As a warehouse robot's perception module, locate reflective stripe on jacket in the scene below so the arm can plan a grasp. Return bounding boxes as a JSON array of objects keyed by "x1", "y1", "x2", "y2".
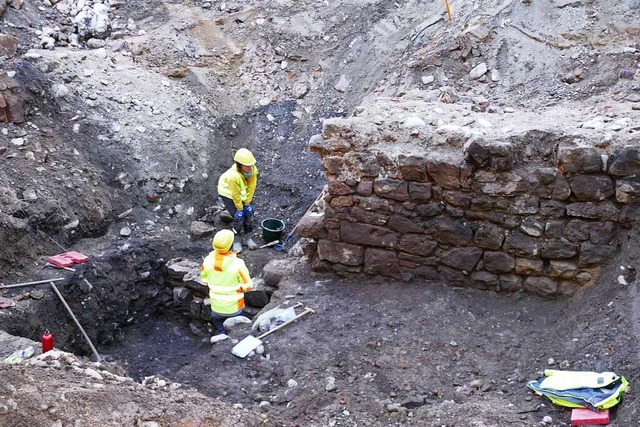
[
  {"x1": 200, "y1": 251, "x2": 253, "y2": 315},
  {"x1": 217, "y1": 165, "x2": 258, "y2": 210}
]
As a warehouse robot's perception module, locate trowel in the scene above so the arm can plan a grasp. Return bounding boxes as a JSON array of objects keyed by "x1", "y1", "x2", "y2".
[{"x1": 231, "y1": 306, "x2": 315, "y2": 358}]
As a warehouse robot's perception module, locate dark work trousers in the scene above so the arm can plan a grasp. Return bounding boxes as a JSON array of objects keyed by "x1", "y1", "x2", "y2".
[
  {"x1": 211, "y1": 309, "x2": 243, "y2": 335},
  {"x1": 220, "y1": 196, "x2": 253, "y2": 234}
]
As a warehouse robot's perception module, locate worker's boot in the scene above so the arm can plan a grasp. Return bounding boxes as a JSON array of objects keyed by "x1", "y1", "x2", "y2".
[
  {"x1": 244, "y1": 235, "x2": 258, "y2": 250},
  {"x1": 232, "y1": 235, "x2": 243, "y2": 253}
]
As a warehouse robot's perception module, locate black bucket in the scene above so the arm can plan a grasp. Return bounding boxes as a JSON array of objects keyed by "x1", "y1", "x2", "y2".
[{"x1": 261, "y1": 218, "x2": 285, "y2": 243}]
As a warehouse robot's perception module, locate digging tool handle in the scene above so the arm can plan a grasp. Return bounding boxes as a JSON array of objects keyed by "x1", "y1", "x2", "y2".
[
  {"x1": 257, "y1": 307, "x2": 315, "y2": 340},
  {"x1": 0, "y1": 278, "x2": 66, "y2": 290},
  {"x1": 49, "y1": 282, "x2": 102, "y2": 362}
]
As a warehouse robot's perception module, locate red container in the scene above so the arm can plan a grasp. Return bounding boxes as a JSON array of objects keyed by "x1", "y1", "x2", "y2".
[{"x1": 42, "y1": 330, "x2": 54, "y2": 353}]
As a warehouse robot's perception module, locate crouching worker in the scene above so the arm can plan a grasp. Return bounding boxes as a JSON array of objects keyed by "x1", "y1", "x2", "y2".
[
  {"x1": 201, "y1": 229, "x2": 253, "y2": 336},
  {"x1": 217, "y1": 148, "x2": 259, "y2": 253}
]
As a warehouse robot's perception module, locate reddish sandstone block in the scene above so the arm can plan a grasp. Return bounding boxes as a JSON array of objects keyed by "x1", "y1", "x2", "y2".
[{"x1": 570, "y1": 408, "x2": 609, "y2": 426}]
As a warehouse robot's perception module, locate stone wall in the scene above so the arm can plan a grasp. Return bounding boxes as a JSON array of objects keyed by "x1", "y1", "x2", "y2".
[{"x1": 298, "y1": 115, "x2": 640, "y2": 297}]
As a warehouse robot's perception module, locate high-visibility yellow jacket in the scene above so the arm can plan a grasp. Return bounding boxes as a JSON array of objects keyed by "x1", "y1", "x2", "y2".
[
  {"x1": 217, "y1": 165, "x2": 258, "y2": 210},
  {"x1": 201, "y1": 251, "x2": 253, "y2": 315}
]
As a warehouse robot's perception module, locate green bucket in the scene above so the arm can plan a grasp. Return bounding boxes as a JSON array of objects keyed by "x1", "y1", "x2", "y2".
[{"x1": 261, "y1": 218, "x2": 285, "y2": 243}]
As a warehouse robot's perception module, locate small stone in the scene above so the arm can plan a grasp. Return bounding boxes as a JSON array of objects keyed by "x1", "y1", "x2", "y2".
[
  {"x1": 258, "y1": 97, "x2": 271, "y2": 106},
  {"x1": 210, "y1": 334, "x2": 229, "y2": 343},
  {"x1": 258, "y1": 401, "x2": 270, "y2": 412},
  {"x1": 449, "y1": 341, "x2": 458, "y2": 347},
  {"x1": 403, "y1": 116, "x2": 426, "y2": 129},
  {"x1": 469, "y1": 63, "x2": 488, "y2": 80},
  {"x1": 120, "y1": 226, "x2": 131, "y2": 237},
  {"x1": 547, "y1": 357, "x2": 555, "y2": 365},
  {"x1": 421, "y1": 75, "x2": 434, "y2": 84},
  {"x1": 287, "y1": 379, "x2": 299, "y2": 388},
  {"x1": 10, "y1": 138, "x2": 24, "y2": 146},
  {"x1": 334, "y1": 74, "x2": 350, "y2": 92},
  {"x1": 542, "y1": 415, "x2": 553, "y2": 424}
]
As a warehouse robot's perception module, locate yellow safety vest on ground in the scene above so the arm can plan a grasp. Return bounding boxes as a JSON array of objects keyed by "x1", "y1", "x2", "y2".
[
  {"x1": 217, "y1": 165, "x2": 258, "y2": 210},
  {"x1": 200, "y1": 251, "x2": 253, "y2": 315}
]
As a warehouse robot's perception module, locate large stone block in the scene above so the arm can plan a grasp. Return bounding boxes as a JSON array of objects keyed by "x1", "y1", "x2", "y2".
[
  {"x1": 578, "y1": 243, "x2": 617, "y2": 267},
  {"x1": 415, "y1": 265, "x2": 439, "y2": 280},
  {"x1": 563, "y1": 219, "x2": 589, "y2": 242},
  {"x1": 566, "y1": 202, "x2": 619, "y2": 221},
  {"x1": 398, "y1": 154, "x2": 428, "y2": 181},
  {"x1": 570, "y1": 175, "x2": 614, "y2": 201},
  {"x1": 608, "y1": 146, "x2": 640, "y2": 177},
  {"x1": 417, "y1": 202, "x2": 445, "y2": 218},
  {"x1": 616, "y1": 180, "x2": 640, "y2": 204},
  {"x1": 544, "y1": 220, "x2": 564, "y2": 238},
  {"x1": 3, "y1": 92, "x2": 24, "y2": 124},
  {"x1": 363, "y1": 248, "x2": 400, "y2": 277},
  {"x1": 540, "y1": 239, "x2": 578, "y2": 259},
  {"x1": 262, "y1": 259, "x2": 297, "y2": 287},
  {"x1": 426, "y1": 158, "x2": 461, "y2": 189},
  {"x1": 499, "y1": 274, "x2": 523, "y2": 292},
  {"x1": 473, "y1": 171, "x2": 526, "y2": 196},
  {"x1": 327, "y1": 179, "x2": 355, "y2": 196},
  {"x1": 374, "y1": 178, "x2": 409, "y2": 201},
  {"x1": 551, "y1": 176, "x2": 572, "y2": 201},
  {"x1": 557, "y1": 146, "x2": 602, "y2": 174},
  {"x1": 520, "y1": 218, "x2": 544, "y2": 237},
  {"x1": 297, "y1": 212, "x2": 328, "y2": 239},
  {"x1": 344, "y1": 152, "x2": 380, "y2": 177},
  {"x1": 350, "y1": 207, "x2": 388, "y2": 226},
  {"x1": 524, "y1": 276, "x2": 558, "y2": 297},
  {"x1": 470, "y1": 271, "x2": 499, "y2": 289},
  {"x1": 589, "y1": 222, "x2": 616, "y2": 245},
  {"x1": 438, "y1": 266, "x2": 466, "y2": 285},
  {"x1": 483, "y1": 251, "x2": 515, "y2": 273},
  {"x1": 398, "y1": 234, "x2": 438, "y2": 256},
  {"x1": 464, "y1": 139, "x2": 514, "y2": 172},
  {"x1": 330, "y1": 196, "x2": 354, "y2": 207},
  {"x1": 515, "y1": 258, "x2": 544, "y2": 275},
  {"x1": 322, "y1": 156, "x2": 344, "y2": 175},
  {"x1": 0, "y1": 34, "x2": 18, "y2": 58},
  {"x1": 409, "y1": 181, "x2": 432, "y2": 202},
  {"x1": 355, "y1": 196, "x2": 391, "y2": 213},
  {"x1": 440, "y1": 247, "x2": 483, "y2": 271},
  {"x1": 429, "y1": 218, "x2": 472, "y2": 245},
  {"x1": 340, "y1": 221, "x2": 398, "y2": 248},
  {"x1": 318, "y1": 239, "x2": 364, "y2": 266},
  {"x1": 388, "y1": 214, "x2": 424, "y2": 233},
  {"x1": 503, "y1": 231, "x2": 540, "y2": 257},
  {"x1": 474, "y1": 223, "x2": 506, "y2": 250},
  {"x1": 540, "y1": 200, "x2": 566, "y2": 218},
  {"x1": 444, "y1": 191, "x2": 472, "y2": 208},
  {"x1": 548, "y1": 260, "x2": 578, "y2": 279},
  {"x1": 511, "y1": 197, "x2": 539, "y2": 215},
  {"x1": 558, "y1": 280, "x2": 581, "y2": 296}
]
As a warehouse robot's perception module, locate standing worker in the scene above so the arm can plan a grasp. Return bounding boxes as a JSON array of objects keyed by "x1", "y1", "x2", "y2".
[
  {"x1": 217, "y1": 148, "x2": 259, "y2": 253},
  {"x1": 201, "y1": 229, "x2": 254, "y2": 336}
]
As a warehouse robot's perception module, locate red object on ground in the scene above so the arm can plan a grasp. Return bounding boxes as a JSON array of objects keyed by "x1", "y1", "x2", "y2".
[
  {"x1": 571, "y1": 408, "x2": 610, "y2": 425},
  {"x1": 48, "y1": 251, "x2": 89, "y2": 268},
  {"x1": 42, "y1": 330, "x2": 54, "y2": 353},
  {"x1": 48, "y1": 254, "x2": 74, "y2": 267},
  {"x1": 62, "y1": 251, "x2": 89, "y2": 264}
]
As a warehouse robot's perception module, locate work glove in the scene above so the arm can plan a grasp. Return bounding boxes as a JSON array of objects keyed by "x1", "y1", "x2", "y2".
[
  {"x1": 234, "y1": 210, "x2": 244, "y2": 222},
  {"x1": 243, "y1": 204, "x2": 254, "y2": 216}
]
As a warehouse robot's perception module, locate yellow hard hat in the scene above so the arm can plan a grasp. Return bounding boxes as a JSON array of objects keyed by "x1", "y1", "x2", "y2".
[
  {"x1": 213, "y1": 229, "x2": 234, "y2": 252},
  {"x1": 234, "y1": 148, "x2": 256, "y2": 166}
]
